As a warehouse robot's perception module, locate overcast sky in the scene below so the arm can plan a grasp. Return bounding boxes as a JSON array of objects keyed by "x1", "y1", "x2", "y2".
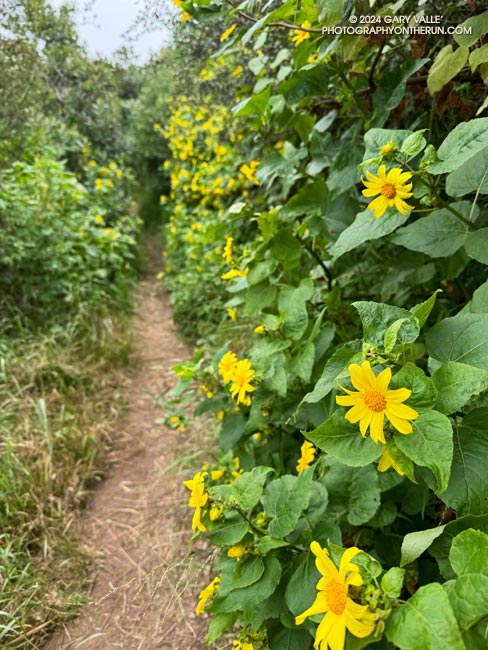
[{"x1": 50, "y1": 0, "x2": 172, "y2": 61}]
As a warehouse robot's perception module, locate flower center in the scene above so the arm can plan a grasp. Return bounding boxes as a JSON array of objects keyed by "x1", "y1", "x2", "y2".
[
  {"x1": 325, "y1": 579, "x2": 347, "y2": 615},
  {"x1": 381, "y1": 183, "x2": 396, "y2": 199},
  {"x1": 363, "y1": 389, "x2": 387, "y2": 412}
]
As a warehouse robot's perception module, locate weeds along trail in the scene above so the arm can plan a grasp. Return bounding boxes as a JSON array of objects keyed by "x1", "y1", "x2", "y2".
[{"x1": 43, "y1": 262, "x2": 211, "y2": 650}]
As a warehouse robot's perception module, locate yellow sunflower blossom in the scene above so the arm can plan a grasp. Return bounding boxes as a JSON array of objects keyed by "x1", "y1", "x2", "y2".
[
  {"x1": 183, "y1": 472, "x2": 209, "y2": 532},
  {"x1": 292, "y1": 20, "x2": 312, "y2": 47},
  {"x1": 181, "y1": 10, "x2": 192, "y2": 21},
  {"x1": 227, "y1": 307, "x2": 237, "y2": 321},
  {"x1": 217, "y1": 410, "x2": 224, "y2": 420},
  {"x1": 223, "y1": 235, "x2": 233, "y2": 264},
  {"x1": 218, "y1": 351, "x2": 238, "y2": 384},
  {"x1": 378, "y1": 446, "x2": 405, "y2": 476},
  {"x1": 336, "y1": 361, "x2": 419, "y2": 444},
  {"x1": 196, "y1": 576, "x2": 220, "y2": 615},
  {"x1": 229, "y1": 359, "x2": 255, "y2": 405},
  {"x1": 221, "y1": 23, "x2": 237, "y2": 42},
  {"x1": 361, "y1": 165, "x2": 414, "y2": 218},
  {"x1": 254, "y1": 324, "x2": 266, "y2": 334},
  {"x1": 232, "y1": 65, "x2": 244, "y2": 77},
  {"x1": 297, "y1": 441, "x2": 317, "y2": 475},
  {"x1": 296, "y1": 542, "x2": 375, "y2": 650},
  {"x1": 233, "y1": 640, "x2": 254, "y2": 650}
]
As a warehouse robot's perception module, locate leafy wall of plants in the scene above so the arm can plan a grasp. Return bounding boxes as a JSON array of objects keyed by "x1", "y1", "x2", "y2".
[{"x1": 161, "y1": 2, "x2": 488, "y2": 649}]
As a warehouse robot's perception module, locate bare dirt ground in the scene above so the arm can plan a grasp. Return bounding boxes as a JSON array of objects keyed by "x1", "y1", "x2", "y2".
[{"x1": 44, "y1": 251, "x2": 214, "y2": 650}]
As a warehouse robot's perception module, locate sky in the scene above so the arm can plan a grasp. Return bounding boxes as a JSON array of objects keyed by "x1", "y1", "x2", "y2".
[{"x1": 50, "y1": 0, "x2": 173, "y2": 61}]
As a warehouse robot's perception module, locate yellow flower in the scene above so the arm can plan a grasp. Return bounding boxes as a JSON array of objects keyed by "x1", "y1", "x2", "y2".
[
  {"x1": 233, "y1": 640, "x2": 254, "y2": 650},
  {"x1": 95, "y1": 178, "x2": 103, "y2": 190},
  {"x1": 361, "y1": 165, "x2": 414, "y2": 218},
  {"x1": 200, "y1": 384, "x2": 214, "y2": 398},
  {"x1": 380, "y1": 141, "x2": 396, "y2": 156},
  {"x1": 336, "y1": 361, "x2": 419, "y2": 444},
  {"x1": 154, "y1": 122, "x2": 162, "y2": 129},
  {"x1": 230, "y1": 359, "x2": 255, "y2": 405},
  {"x1": 308, "y1": 53, "x2": 318, "y2": 63},
  {"x1": 240, "y1": 161, "x2": 259, "y2": 184},
  {"x1": 217, "y1": 410, "x2": 225, "y2": 420},
  {"x1": 297, "y1": 441, "x2": 316, "y2": 475},
  {"x1": 227, "y1": 307, "x2": 237, "y2": 321},
  {"x1": 88, "y1": 160, "x2": 97, "y2": 167},
  {"x1": 221, "y1": 23, "x2": 237, "y2": 42},
  {"x1": 227, "y1": 544, "x2": 247, "y2": 559},
  {"x1": 210, "y1": 504, "x2": 223, "y2": 520},
  {"x1": 218, "y1": 351, "x2": 238, "y2": 384},
  {"x1": 232, "y1": 65, "x2": 243, "y2": 77},
  {"x1": 292, "y1": 20, "x2": 312, "y2": 47},
  {"x1": 182, "y1": 10, "x2": 192, "y2": 20},
  {"x1": 109, "y1": 161, "x2": 116, "y2": 170},
  {"x1": 254, "y1": 325, "x2": 266, "y2": 334},
  {"x1": 183, "y1": 472, "x2": 209, "y2": 532},
  {"x1": 94, "y1": 215, "x2": 104, "y2": 224},
  {"x1": 196, "y1": 577, "x2": 220, "y2": 615},
  {"x1": 169, "y1": 415, "x2": 180, "y2": 424},
  {"x1": 224, "y1": 235, "x2": 233, "y2": 264},
  {"x1": 116, "y1": 169, "x2": 122, "y2": 179},
  {"x1": 378, "y1": 446, "x2": 405, "y2": 476},
  {"x1": 296, "y1": 542, "x2": 374, "y2": 649},
  {"x1": 221, "y1": 268, "x2": 249, "y2": 280},
  {"x1": 211, "y1": 469, "x2": 224, "y2": 481}
]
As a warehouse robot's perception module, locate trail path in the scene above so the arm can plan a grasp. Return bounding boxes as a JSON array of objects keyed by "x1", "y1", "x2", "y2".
[{"x1": 44, "y1": 249, "x2": 210, "y2": 650}]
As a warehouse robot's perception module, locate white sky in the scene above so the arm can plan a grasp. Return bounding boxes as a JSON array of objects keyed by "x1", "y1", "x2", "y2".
[{"x1": 50, "y1": 0, "x2": 173, "y2": 61}]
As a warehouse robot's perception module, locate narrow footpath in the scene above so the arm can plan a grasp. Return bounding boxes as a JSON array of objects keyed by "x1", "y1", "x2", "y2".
[{"x1": 44, "y1": 248, "x2": 211, "y2": 650}]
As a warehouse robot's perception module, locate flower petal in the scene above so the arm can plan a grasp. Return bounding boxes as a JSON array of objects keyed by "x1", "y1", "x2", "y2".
[
  {"x1": 345, "y1": 601, "x2": 375, "y2": 638},
  {"x1": 314, "y1": 611, "x2": 337, "y2": 649},
  {"x1": 296, "y1": 593, "x2": 328, "y2": 626},
  {"x1": 339, "y1": 547, "x2": 362, "y2": 577},
  {"x1": 375, "y1": 367, "x2": 391, "y2": 393},
  {"x1": 336, "y1": 393, "x2": 362, "y2": 407},
  {"x1": 327, "y1": 614, "x2": 346, "y2": 650},
  {"x1": 359, "y1": 409, "x2": 373, "y2": 437},
  {"x1": 345, "y1": 402, "x2": 370, "y2": 424},
  {"x1": 386, "y1": 402, "x2": 419, "y2": 420},
  {"x1": 385, "y1": 387, "x2": 411, "y2": 403},
  {"x1": 370, "y1": 411, "x2": 386, "y2": 444},
  {"x1": 385, "y1": 411, "x2": 414, "y2": 434},
  {"x1": 368, "y1": 195, "x2": 389, "y2": 218},
  {"x1": 349, "y1": 363, "x2": 373, "y2": 391}
]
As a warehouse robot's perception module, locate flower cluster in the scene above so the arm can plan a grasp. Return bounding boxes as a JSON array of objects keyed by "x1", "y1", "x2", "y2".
[
  {"x1": 183, "y1": 471, "x2": 209, "y2": 532},
  {"x1": 218, "y1": 351, "x2": 255, "y2": 406}
]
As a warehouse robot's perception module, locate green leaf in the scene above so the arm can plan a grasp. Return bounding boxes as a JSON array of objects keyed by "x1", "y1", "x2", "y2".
[
  {"x1": 454, "y1": 13, "x2": 488, "y2": 47},
  {"x1": 254, "y1": 536, "x2": 289, "y2": 554},
  {"x1": 353, "y1": 301, "x2": 420, "y2": 348},
  {"x1": 430, "y1": 514, "x2": 488, "y2": 580},
  {"x1": 363, "y1": 128, "x2": 415, "y2": 160},
  {"x1": 329, "y1": 209, "x2": 409, "y2": 261},
  {"x1": 426, "y1": 313, "x2": 488, "y2": 371},
  {"x1": 400, "y1": 526, "x2": 446, "y2": 567},
  {"x1": 394, "y1": 410, "x2": 453, "y2": 494},
  {"x1": 285, "y1": 550, "x2": 320, "y2": 616},
  {"x1": 306, "y1": 410, "x2": 381, "y2": 467},
  {"x1": 450, "y1": 529, "x2": 488, "y2": 577},
  {"x1": 401, "y1": 130, "x2": 427, "y2": 158},
  {"x1": 268, "y1": 627, "x2": 312, "y2": 650},
  {"x1": 206, "y1": 516, "x2": 249, "y2": 546},
  {"x1": 220, "y1": 414, "x2": 247, "y2": 452},
  {"x1": 324, "y1": 464, "x2": 380, "y2": 526},
  {"x1": 391, "y1": 206, "x2": 471, "y2": 258},
  {"x1": 269, "y1": 228, "x2": 302, "y2": 269},
  {"x1": 427, "y1": 117, "x2": 488, "y2": 174},
  {"x1": 206, "y1": 613, "x2": 237, "y2": 644},
  {"x1": 442, "y1": 409, "x2": 488, "y2": 516},
  {"x1": 211, "y1": 555, "x2": 282, "y2": 613},
  {"x1": 278, "y1": 279, "x2": 314, "y2": 341},
  {"x1": 431, "y1": 362, "x2": 488, "y2": 414},
  {"x1": 444, "y1": 574, "x2": 488, "y2": 630},
  {"x1": 410, "y1": 290, "x2": 441, "y2": 328},
  {"x1": 385, "y1": 583, "x2": 464, "y2": 650},
  {"x1": 465, "y1": 228, "x2": 488, "y2": 265},
  {"x1": 302, "y1": 340, "x2": 362, "y2": 404},
  {"x1": 279, "y1": 65, "x2": 329, "y2": 104},
  {"x1": 281, "y1": 180, "x2": 327, "y2": 218},
  {"x1": 470, "y1": 43, "x2": 488, "y2": 72},
  {"x1": 233, "y1": 86, "x2": 271, "y2": 116},
  {"x1": 427, "y1": 45, "x2": 469, "y2": 95},
  {"x1": 381, "y1": 567, "x2": 405, "y2": 598},
  {"x1": 446, "y1": 147, "x2": 488, "y2": 197},
  {"x1": 231, "y1": 556, "x2": 265, "y2": 589},
  {"x1": 262, "y1": 472, "x2": 313, "y2": 538},
  {"x1": 231, "y1": 467, "x2": 274, "y2": 510},
  {"x1": 462, "y1": 280, "x2": 488, "y2": 314}
]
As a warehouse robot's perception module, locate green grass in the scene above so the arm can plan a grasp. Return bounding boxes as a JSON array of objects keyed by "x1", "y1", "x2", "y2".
[{"x1": 0, "y1": 307, "x2": 133, "y2": 648}]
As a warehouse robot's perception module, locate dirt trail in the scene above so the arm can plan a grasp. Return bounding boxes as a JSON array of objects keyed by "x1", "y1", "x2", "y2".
[{"x1": 44, "y1": 250, "x2": 211, "y2": 650}]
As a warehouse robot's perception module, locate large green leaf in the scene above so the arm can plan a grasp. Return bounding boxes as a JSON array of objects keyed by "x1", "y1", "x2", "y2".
[
  {"x1": 445, "y1": 574, "x2": 488, "y2": 630},
  {"x1": 389, "y1": 362, "x2": 437, "y2": 412},
  {"x1": 450, "y1": 528, "x2": 488, "y2": 577},
  {"x1": 426, "y1": 313, "x2": 488, "y2": 371},
  {"x1": 394, "y1": 410, "x2": 453, "y2": 494},
  {"x1": 462, "y1": 280, "x2": 488, "y2": 314},
  {"x1": 278, "y1": 279, "x2": 314, "y2": 340},
  {"x1": 324, "y1": 463, "x2": 380, "y2": 526},
  {"x1": 279, "y1": 65, "x2": 329, "y2": 103},
  {"x1": 306, "y1": 410, "x2": 381, "y2": 466},
  {"x1": 427, "y1": 45, "x2": 469, "y2": 95},
  {"x1": 431, "y1": 362, "x2": 488, "y2": 414},
  {"x1": 302, "y1": 340, "x2": 362, "y2": 404},
  {"x1": 400, "y1": 526, "x2": 446, "y2": 567},
  {"x1": 269, "y1": 228, "x2": 302, "y2": 269},
  {"x1": 231, "y1": 556, "x2": 265, "y2": 589},
  {"x1": 427, "y1": 117, "x2": 488, "y2": 174},
  {"x1": 281, "y1": 180, "x2": 328, "y2": 217},
  {"x1": 262, "y1": 472, "x2": 313, "y2": 538},
  {"x1": 391, "y1": 206, "x2": 471, "y2": 258},
  {"x1": 353, "y1": 301, "x2": 420, "y2": 348},
  {"x1": 385, "y1": 583, "x2": 464, "y2": 650},
  {"x1": 430, "y1": 515, "x2": 488, "y2": 580},
  {"x1": 329, "y1": 209, "x2": 409, "y2": 261},
  {"x1": 465, "y1": 228, "x2": 488, "y2": 265},
  {"x1": 446, "y1": 146, "x2": 488, "y2": 197},
  {"x1": 442, "y1": 409, "x2": 488, "y2": 516},
  {"x1": 231, "y1": 467, "x2": 274, "y2": 510},
  {"x1": 285, "y1": 550, "x2": 320, "y2": 616},
  {"x1": 206, "y1": 515, "x2": 249, "y2": 545}
]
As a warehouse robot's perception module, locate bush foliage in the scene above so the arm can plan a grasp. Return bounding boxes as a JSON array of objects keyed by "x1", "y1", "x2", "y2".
[{"x1": 160, "y1": 2, "x2": 488, "y2": 649}]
